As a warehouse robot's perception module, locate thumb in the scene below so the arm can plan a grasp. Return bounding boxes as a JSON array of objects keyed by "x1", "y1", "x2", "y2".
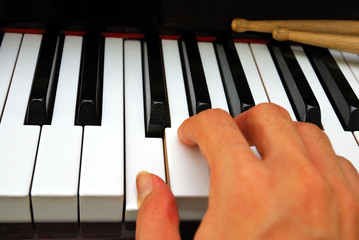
[{"x1": 136, "y1": 171, "x2": 181, "y2": 240}]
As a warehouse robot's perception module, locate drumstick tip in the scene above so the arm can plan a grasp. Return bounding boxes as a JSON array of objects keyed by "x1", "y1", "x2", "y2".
[
  {"x1": 231, "y1": 18, "x2": 248, "y2": 32},
  {"x1": 272, "y1": 27, "x2": 290, "y2": 41}
]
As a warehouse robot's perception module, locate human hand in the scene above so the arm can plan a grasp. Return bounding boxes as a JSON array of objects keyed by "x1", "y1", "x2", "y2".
[{"x1": 135, "y1": 103, "x2": 359, "y2": 240}]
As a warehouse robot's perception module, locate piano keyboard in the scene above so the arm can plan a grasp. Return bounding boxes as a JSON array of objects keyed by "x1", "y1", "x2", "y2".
[{"x1": 0, "y1": 29, "x2": 358, "y2": 238}]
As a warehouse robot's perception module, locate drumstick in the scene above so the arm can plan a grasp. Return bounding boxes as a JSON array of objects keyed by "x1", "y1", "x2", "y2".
[
  {"x1": 231, "y1": 18, "x2": 359, "y2": 35},
  {"x1": 272, "y1": 27, "x2": 359, "y2": 54}
]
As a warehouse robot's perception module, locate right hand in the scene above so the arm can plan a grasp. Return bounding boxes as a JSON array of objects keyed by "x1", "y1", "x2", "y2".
[{"x1": 136, "y1": 103, "x2": 359, "y2": 240}]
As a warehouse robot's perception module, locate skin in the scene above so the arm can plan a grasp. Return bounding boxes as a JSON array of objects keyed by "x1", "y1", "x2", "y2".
[{"x1": 135, "y1": 103, "x2": 359, "y2": 240}]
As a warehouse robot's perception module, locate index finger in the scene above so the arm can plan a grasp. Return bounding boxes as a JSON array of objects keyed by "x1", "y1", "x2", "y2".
[{"x1": 177, "y1": 108, "x2": 259, "y2": 172}]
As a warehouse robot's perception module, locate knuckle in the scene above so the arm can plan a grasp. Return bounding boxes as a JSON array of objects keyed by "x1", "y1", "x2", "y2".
[
  {"x1": 192, "y1": 108, "x2": 238, "y2": 146},
  {"x1": 246, "y1": 103, "x2": 292, "y2": 129},
  {"x1": 197, "y1": 108, "x2": 231, "y2": 123},
  {"x1": 198, "y1": 108, "x2": 234, "y2": 131},
  {"x1": 338, "y1": 157, "x2": 352, "y2": 166},
  {"x1": 297, "y1": 122, "x2": 333, "y2": 149},
  {"x1": 338, "y1": 157, "x2": 358, "y2": 175},
  {"x1": 251, "y1": 103, "x2": 291, "y2": 120},
  {"x1": 297, "y1": 122, "x2": 326, "y2": 139},
  {"x1": 297, "y1": 122, "x2": 322, "y2": 134}
]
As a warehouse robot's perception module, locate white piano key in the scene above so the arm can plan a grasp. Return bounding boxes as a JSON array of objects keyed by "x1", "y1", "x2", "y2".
[
  {"x1": 0, "y1": 34, "x2": 42, "y2": 222},
  {"x1": 124, "y1": 40, "x2": 166, "y2": 221},
  {"x1": 79, "y1": 37, "x2": 124, "y2": 222},
  {"x1": 165, "y1": 129, "x2": 209, "y2": 220},
  {"x1": 291, "y1": 45, "x2": 359, "y2": 170},
  {"x1": 250, "y1": 43, "x2": 296, "y2": 120},
  {"x1": 233, "y1": 42, "x2": 267, "y2": 158},
  {"x1": 162, "y1": 39, "x2": 209, "y2": 220},
  {"x1": 354, "y1": 132, "x2": 359, "y2": 145},
  {"x1": 198, "y1": 42, "x2": 229, "y2": 112},
  {"x1": 326, "y1": 131, "x2": 359, "y2": 168},
  {"x1": 31, "y1": 126, "x2": 82, "y2": 222},
  {"x1": 31, "y1": 35, "x2": 83, "y2": 222},
  {"x1": 340, "y1": 52, "x2": 359, "y2": 146},
  {"x1": 329, "y1": 49, "x2": 359, "y2": 99},
  {"x1": 50, "y1": 36, "x2": 83, "y2": 126},
  {"x1": 0, "y1": 33, "x2": 22, "y2": 119},
  {"x1": 161, "y1": 40, "x2": 189, "y2": 128},
  {"x1": 330, "y1": 50, "x2": 359, "y2": 146},
  {"x1": 341, "y1": 51, "x2": 359, "y2": 84},
  {"x1": 0, "y1": 126, "x2": 40, "y2": 222},
  {"x1": 1, "y1": 34, "x2": 42, "y2": 125},
  {"x1": 235, "y1": 42, "x2": 269, "y2": 105}
]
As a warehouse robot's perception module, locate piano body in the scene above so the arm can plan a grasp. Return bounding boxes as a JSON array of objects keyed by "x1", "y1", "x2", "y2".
[{"x1": 0, "y1": 0, "x2": 359, "y2": 239}]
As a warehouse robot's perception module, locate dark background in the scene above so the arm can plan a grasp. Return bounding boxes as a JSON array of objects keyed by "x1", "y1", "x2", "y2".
[{"x1": 0, "y1": 0, "x2": 358, "y2": 31}]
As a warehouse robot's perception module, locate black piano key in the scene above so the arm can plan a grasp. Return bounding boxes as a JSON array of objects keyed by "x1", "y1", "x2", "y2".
[
  {"x1": 214, "y1": 33, "x2": 255, "y2": 117},
  {"x1": 268, "y1": 42, "x2": 322, "y2": 128},
  {"x1": 143, "y1": 29, "x2": 171, "y2": 137},
  {"x1": 179, "y1": 32, "x2": 211, "y2": 116},
  {"x1": 304, "y1": 46, "x2": 359, "y2": 131},
  {"x1": 75, "y1": 30, "x2": 104, "y2": 126},
  {"x1": 25, "y1": 29, "x2": 64, "y2": 125}
]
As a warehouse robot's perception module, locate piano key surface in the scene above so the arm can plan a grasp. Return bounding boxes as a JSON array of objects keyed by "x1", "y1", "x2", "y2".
[
  {"x1": 31, "y1": 35, "x2": 83, "y2": 223},
  {"x1": 234, "y1": 42, "x2": 269, "y2": 105},
  {"x1": 198, "y1": 41, "x2": 229, "y2": 113},
  {"x1": 268, "y1": 42, "x2": 321, "y2": 127},
  {"x1": 143, "y1": 29, "x2": 171, "y2": 138},
  {"x1": 164, "y1": 39, "x2": 209, "y2": 220},
  {"x1": 0, "y1": 33, "x2": 22, "y2": 119},
  {"x1": 291, "y1": 45, "x2": 359, "y2": 170},
  {"x1": 75, "y1": 30, "x2": 104, "y2": 126},
  {"x1": 124, "y1": 39, "x2": 166, "y2": 221},
  {"x1": 24, "y1": 30, "x2": 64, "y2": 125},
  {"x1": 0, "y1": 34, "x2": 42, "y2": 223},
  {"x1": 79, "y1": 37, "x2": 124, "y2": 222},
  {"x1": 214, "y1": 34, "x2": 255, "y2": 116},
  {"x1": 0, "y1": 28, "x2": 358, "y2": 239},
  {"x1": 250, "y1": 43, "x2": 297, "y2": 120},
  {"x1": 180, "y1": 32, "x2": 212, "y2": 115},
  {"x1": 340, "y1": 52, "x2": 359, "y2": 143},
  {"x1": 304, "y1": 46, "x2": 359, "y2": 131}
]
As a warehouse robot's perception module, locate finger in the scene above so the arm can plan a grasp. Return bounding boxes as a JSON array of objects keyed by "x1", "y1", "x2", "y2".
[
  {"x1": 136, "y1": 171, "x2": 181, "y2": 240},
  {"x1": 177, "y1": 108, "x2": 268, "y2": 234},
  {"x1": 234, "y1": 103, "x2": 310, "y2": 167},
  {"x1": 338, "y1": 156, "x2": 359, "y2": 199},
  {"x1": 177, "y1": 108, "x2": 259, "y2": 170},
  {"x1": 295, "y1": 122, "x2": 350, "y2": 183}
]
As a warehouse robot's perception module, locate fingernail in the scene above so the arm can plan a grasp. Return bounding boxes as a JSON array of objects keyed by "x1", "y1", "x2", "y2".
[{"x1": 136, "y1": 171, "x2": 153, "y2": 208}]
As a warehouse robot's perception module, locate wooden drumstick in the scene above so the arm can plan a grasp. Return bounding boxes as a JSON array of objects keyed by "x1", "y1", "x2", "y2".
[
  {"x1": 232, "y1": 18, "x2": 359, "y2": 35},
  {"x1": 273, "y1": 27, "x2": 359, "y2": 54}
]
